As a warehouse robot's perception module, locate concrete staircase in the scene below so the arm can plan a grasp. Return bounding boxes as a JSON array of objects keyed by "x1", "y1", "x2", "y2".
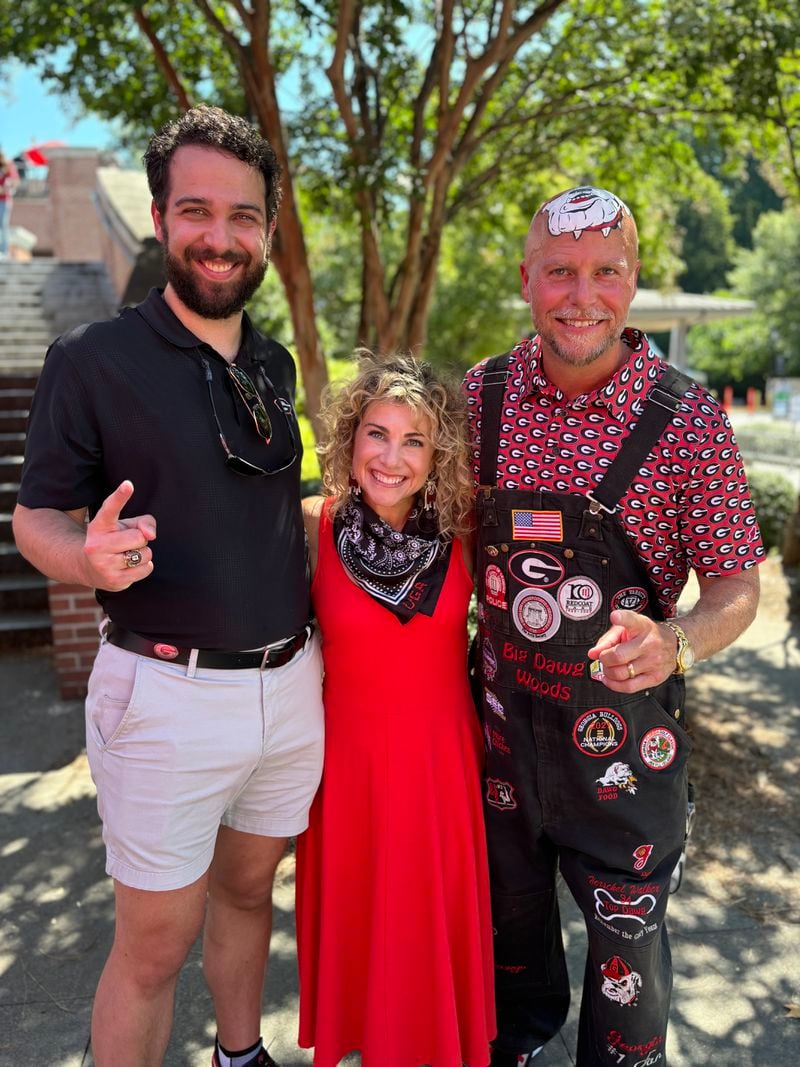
[
  {"x1": 0, "y1": 258, "x2": 117, "y2": 371},
  {"x1": 0, "y1": 258, "x2": 117, "y2": 645},
  {"x1": 0, "y1": 372, "x2": 51, "y2": 645}
]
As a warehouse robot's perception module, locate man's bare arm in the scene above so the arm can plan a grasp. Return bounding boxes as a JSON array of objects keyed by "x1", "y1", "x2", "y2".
[
  {"x1": 678, "y1": 568, "x2": 760, "y2": 660},
  {"x1": 588, "y1": 568, "x2": 760, "y2": 692},
  {"x1": 13, "y1": 481, "x2": 157, "y2": 592}
]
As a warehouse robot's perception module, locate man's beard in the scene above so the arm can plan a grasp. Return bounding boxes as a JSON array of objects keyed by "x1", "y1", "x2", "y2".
[
  {"x1": 537, "y1": 315, "x2": 622, "y2": 368},
  {"x1": 162, "y1": 232, "x2": 268, "y2": 320},
  {"x1": 540, "y1": 331, "x2": 618, "y2": 367}
]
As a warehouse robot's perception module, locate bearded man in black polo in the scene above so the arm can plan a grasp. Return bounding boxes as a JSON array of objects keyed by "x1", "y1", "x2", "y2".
[{"x1": 14, "y1": 106, "x2": 323, "y2": 1067}]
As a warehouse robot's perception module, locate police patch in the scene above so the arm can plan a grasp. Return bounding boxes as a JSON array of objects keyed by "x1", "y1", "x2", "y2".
[
  {"x1": 639, "y1": 728, "x2": 677, "y2": 770},
  {"x1": 512, "y1": 589, "x2": 561, "y2": 642},
  {"x1": 484, "y1": 564, "x2": 508, "y2": 609},
  {"x1": 509, "y1": 549, "x2": 564, "y2": 588},
  {"x1": 611, "y1": 586, "x2": 649, "y2": 613},
  {"x1": 557, "y1": 575, "x2": 602, "y2": 620},
  {"x1": 573, "y1": 708, "x2": 627, "y2": 757}
]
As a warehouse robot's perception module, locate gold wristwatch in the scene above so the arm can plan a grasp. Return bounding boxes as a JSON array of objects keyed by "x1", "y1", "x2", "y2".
[{"x1": 663, "y1": 620, "x2": 695, "y2": 675}]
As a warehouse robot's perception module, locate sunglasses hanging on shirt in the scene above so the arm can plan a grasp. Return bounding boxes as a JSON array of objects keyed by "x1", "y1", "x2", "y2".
[{"x1": 200, "y1": 356, "x2": 298, "y2": 477}]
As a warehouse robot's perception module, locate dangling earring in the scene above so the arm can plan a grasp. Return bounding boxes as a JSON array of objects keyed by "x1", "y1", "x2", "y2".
[
  {"x1": 349, "y1": 472, "x2": 362, "y2": 500},
  {"x1": 423, "y1": 474, "x2": 437, "y2": 512}
]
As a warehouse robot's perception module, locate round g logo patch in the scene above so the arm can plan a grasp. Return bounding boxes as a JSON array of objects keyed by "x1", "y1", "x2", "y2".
[{"x1": 509, "y1": 550, "x2": 564, "y2": 588}]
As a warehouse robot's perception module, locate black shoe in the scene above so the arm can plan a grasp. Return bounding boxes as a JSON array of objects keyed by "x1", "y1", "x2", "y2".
[{"x1": 212, "y1": 1045, "x2": 280, "y2": 1067}]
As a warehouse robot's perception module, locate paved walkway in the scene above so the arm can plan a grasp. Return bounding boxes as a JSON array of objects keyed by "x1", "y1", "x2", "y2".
[{"x1": 1, "y1": 559, "x2": 798, "y2": 1066}]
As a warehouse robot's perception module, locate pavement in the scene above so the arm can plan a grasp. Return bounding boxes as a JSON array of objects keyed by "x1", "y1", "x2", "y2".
[{"x1": 1, "y1": 558, "x2": 799, "y2": 1066}]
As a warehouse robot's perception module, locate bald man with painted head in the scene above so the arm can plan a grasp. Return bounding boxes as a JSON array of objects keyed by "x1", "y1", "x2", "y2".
[{"x1": 463, "y1": 187, "x2": 763, "y2": 1066}]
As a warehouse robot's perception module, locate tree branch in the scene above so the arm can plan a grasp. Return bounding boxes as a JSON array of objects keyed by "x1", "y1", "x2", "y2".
[
  {"x1": 193, "y1": 0, "x2": 247, "y2": 60},
  {"x1": 133, "y1": 6, "x2": 193, "y2": 111},
  {"x1": 424, "y1": 0, "x2": 569, "y2": 188}
]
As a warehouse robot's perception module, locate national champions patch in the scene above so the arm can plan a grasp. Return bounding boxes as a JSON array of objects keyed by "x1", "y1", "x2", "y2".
[{"x1": 573, "y1": 708, "x2": 628, "y2": 757}]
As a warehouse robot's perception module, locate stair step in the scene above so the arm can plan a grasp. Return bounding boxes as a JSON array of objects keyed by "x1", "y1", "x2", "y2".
[
  {"x1": 0, "y1": 457, "x2": 24, "y2": 480},
  {"x1": 0, "y1": 413, "x2": 29, "y2": 432},
  {"x1": 0, "y1": 344, "x2": 50, "y2": 354},
  {"x1": 0, "y1": 609, "x2": 52, "y2": 634},
  {"x1": 0, "y1": 541, "x2": 31, "y2": 574},
  {"x1": 0, "y1": 483, "x2": 20, "y2": 510},
  {"x1": 0, "y1": 329, "x2": 51, "y2": 341},
  {"x1": 0, "y1": 363, "x2": 47, "y2": 376},
  {"x1": 0, "y1": 312, "x2": 53, "y2": 324},
  {"x1": 0, "y1": 572, "x2": 47, "y2": 591},
  {"x1": 0, "y1": 572, "x2": 49, "y2": 612},
  {"x1": 0, "y1": 389, "x2": 35, "y2": 404},
  {"x1": 0, "y1": 434, "x2": 26, "y2": 458}
]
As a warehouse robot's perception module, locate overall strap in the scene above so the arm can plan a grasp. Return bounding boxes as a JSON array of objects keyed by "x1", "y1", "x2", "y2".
[
  {"x1": 588, "y1": 365, "x2": 694, "y2": 513},
  {"x1": 478, "y1": 353, "x2": 511, "y2": 488}
]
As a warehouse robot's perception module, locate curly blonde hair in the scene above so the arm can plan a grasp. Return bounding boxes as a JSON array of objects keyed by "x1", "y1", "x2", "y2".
[{"x1": 318, "y1": 351, "x2": 474, "y2": 540}]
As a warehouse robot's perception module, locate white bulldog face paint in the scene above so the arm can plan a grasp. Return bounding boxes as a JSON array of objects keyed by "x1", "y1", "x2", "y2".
[
  {"x1": 541, "y1": 186, "x2": 631, "y2": 241},
  {"x1": 520, "y1": 186, "x2": 639, "y2": 379}
]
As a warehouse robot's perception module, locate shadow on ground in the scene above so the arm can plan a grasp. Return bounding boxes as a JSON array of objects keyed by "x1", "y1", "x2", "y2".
[{"x1": 1, "y1": 560, "x2": 798, "y2": 1065}]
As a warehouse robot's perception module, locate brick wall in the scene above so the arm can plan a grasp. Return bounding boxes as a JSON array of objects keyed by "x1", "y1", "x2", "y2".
[
  {"x1": 12, "y1": 196, "x2": 55, "y2": 254},
  {"x1": 48, "y1": 582, "x2": 103, "y2": 699},
  {"x1": 48, "y1": 150, "x2": 105, "y2": 262}
]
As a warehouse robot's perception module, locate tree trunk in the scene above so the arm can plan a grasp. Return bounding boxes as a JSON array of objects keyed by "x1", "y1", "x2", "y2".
[{"x1": 245, "y1": 45, "x2": 329, "y2": 437}]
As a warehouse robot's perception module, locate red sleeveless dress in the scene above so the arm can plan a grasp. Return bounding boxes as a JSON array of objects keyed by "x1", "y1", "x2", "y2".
[{"x1": 296, "y1": 502, "x2": 495, "y2": 1067}]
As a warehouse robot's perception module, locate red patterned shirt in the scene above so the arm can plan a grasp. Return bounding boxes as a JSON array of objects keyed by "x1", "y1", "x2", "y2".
[{"x1": 463, "y1": 329, "x2": 764, "y2": 614}]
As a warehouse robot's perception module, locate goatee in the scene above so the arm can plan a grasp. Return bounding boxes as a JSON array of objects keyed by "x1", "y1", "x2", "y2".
[{"x1": 162, "y1": 239, "x2": 268, "y2": 320}]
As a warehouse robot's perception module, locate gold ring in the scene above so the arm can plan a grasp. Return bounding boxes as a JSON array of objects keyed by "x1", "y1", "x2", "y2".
[
  {"x1": 627, "y1": 662, "x2": 636, "y2": 680},
  {"x1": 123, "y1": 549, "x2": 143, "y2": 568}
]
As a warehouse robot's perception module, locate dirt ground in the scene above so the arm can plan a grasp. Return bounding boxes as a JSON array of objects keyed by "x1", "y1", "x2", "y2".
[{"x1": 682, "y1": 557, "x2": 800, "y2": 925}]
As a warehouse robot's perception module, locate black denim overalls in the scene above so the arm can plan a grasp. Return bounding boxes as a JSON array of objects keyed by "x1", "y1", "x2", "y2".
[{"x1": 476, "y1": 357, "x2": 692, "y2": 1067}]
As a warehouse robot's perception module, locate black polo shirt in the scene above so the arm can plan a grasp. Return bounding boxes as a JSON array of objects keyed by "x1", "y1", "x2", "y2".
[{"x1": 18, "y1": 288, "x2": 311, "y2": 649}]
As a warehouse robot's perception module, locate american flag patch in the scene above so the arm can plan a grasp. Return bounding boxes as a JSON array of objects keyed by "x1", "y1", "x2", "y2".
[{"x1": 511, "y1": 510, "x2": 563, "y2": 541}]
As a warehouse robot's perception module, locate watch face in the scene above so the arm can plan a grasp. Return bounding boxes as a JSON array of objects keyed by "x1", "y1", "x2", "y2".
[
  {"x1": 680, "y1": 644, "x2": 696, "y2": 670},
  {"x1": 667, "y1": 621, "x2": 694, "y2": 673}
]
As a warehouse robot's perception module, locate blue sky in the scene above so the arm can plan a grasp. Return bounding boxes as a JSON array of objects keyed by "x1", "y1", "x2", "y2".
[{"x1": 0, "y1": 62, "x2": 116, "y2": 159}]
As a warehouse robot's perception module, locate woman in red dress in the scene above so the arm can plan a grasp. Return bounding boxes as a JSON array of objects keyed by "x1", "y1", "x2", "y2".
[{"x1": 296, "y1": 352, "x2": 495, "y2": 1067}]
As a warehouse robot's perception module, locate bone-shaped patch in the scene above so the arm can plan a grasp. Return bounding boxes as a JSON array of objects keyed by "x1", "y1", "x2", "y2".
[{"x1": 594, "y1": 889, "x2": 657, "y2": 925}]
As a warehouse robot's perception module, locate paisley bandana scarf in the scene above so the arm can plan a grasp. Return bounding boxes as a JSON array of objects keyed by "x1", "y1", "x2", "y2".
[{"x1": 333, "y1": 496, "x2": 452, "y2": 623}]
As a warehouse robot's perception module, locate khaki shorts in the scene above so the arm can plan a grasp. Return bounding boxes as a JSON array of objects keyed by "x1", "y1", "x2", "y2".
[{"x1": 85, "y1": 632, "x2": 324, "y2": 891}]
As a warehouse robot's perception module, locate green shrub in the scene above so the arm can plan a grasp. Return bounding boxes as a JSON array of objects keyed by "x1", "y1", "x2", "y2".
[{"x1": 747, "y1": 470, "x2": 797, "y2": 552}]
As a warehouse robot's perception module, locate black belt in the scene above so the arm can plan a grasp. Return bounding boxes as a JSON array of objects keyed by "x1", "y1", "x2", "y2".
[{"x1": 104, "y1": 622, "x2": 312, "y2": 670}]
